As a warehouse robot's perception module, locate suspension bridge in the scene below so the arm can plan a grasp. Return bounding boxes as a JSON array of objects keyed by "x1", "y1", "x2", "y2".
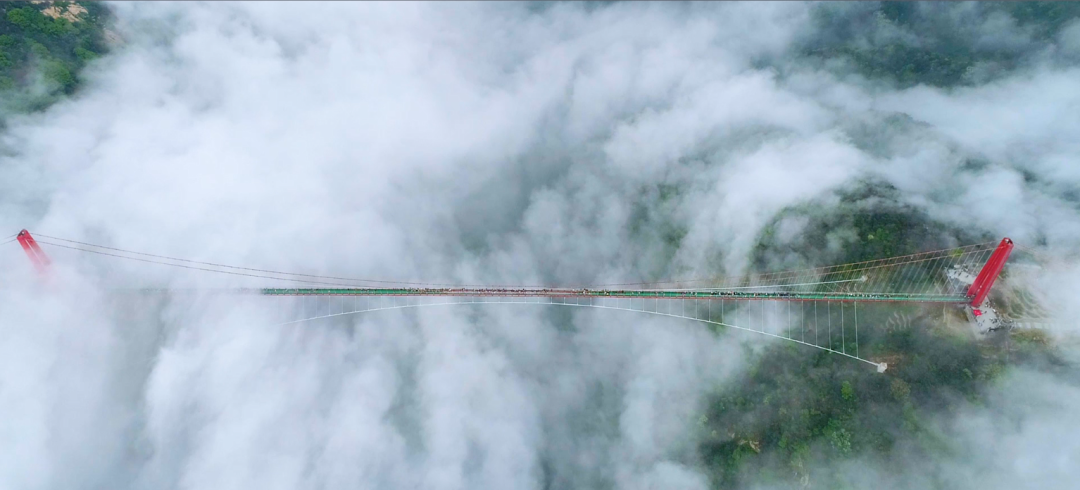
[{"x1": 7, "y1": 230, "x2": 1022, "y2": 372}]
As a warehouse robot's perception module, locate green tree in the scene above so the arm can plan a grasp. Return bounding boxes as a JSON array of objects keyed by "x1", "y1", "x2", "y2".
[{"x1": 840, "y1": 380, "x2": 854, "y2": 401}]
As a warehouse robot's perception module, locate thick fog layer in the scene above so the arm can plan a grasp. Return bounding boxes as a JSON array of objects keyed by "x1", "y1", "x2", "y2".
[{"x1": 0, "y1": 3, "x2": 1077, "y2": 489}]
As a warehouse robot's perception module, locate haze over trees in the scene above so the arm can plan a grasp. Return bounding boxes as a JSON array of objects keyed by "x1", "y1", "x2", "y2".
[{"x1": 0, "y1": 2, "x2": 1076, "y2": 489}]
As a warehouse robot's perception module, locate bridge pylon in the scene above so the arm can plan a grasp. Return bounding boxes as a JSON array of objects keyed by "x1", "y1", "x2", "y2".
[
  {"x1": 956, "y1": 237, "x2": 1014, "y2": 334},
  {"x1": 16, "y1": 230, "x2": 50, "y2": 275}
]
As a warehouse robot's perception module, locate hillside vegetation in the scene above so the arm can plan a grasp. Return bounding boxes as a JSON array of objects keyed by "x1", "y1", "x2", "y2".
[
  {"x1": 698, "y1": 3, "x2": 1078, "y2": 487},
  {"x1": 0, "y1": 1, "x2": 111, "y2": 113},
  {"x1": 701, "y1": 193, "x2": 1064, "y2": 487}
]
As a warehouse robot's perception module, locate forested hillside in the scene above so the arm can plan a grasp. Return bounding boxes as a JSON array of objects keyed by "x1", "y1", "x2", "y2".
[
  {"x1": 801, "y1": 2, "x2": 1080, "y2": 88},
  {"x1": 698, "y1": 3, "x2": 1078, "y2": 487},
  {"x1": 0, "y1": 1, "x2": 111, "y2": 113}
]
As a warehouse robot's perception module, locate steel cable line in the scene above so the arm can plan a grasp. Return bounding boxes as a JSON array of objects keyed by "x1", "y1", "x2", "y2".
[
  {"x1": 32, "y1": 233, "x2": 656, "y2": 289},
  {"x1": 22, "y1": 231, "x2": 994, "y2": 294},
  {"x1": 35, "y1": 240, "x2": 367, "y2": 287},
  {"x1": 26, "y1": 232, "x2": 823, "y2": 290},
  {"x1": 32, "y1": 233, "x2": 441, "y2": 287},
  {"x1": 618, "y1": 241, "x2": 997, "y2": 288}
]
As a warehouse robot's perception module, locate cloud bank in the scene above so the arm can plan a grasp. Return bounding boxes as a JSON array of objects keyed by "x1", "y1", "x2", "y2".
[{"x1": 0, "y1": 2, "x2": 1077, "y2": 489}]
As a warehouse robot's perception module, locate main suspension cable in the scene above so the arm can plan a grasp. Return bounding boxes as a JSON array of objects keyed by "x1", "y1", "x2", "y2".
[
  {"x1": 33, "y1": 233, "x2": 437, "y2": 287},
  {"x1": 18, "y1": 231, "x2": 994, "y2": 293},
  {"x1": 36, "y1": 240, "x2": 364, "y2": 287}
]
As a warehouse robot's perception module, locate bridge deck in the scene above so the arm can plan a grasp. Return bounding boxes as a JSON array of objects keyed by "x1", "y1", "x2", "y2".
[{"x1": 258, "y1": 288, "x2": 970, "y2": 303}]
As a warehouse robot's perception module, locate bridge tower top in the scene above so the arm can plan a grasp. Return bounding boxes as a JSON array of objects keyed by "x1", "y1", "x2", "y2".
[{"x1": 16, "y1": 230, "x2": 50, "y2": 275}]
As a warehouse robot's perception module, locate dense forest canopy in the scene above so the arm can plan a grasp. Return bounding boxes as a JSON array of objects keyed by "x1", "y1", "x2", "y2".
[
  {"x1": 802, "y1": 2, "x2": 1080, "y2": 88},
  {"x1": 0, "y1": 1, "x2": 111, "y2": 112}
]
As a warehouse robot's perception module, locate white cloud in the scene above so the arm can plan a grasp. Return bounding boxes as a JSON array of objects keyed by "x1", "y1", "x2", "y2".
[{"x1": 1, "y1": 2, "x2": 1078, "y2": 489}]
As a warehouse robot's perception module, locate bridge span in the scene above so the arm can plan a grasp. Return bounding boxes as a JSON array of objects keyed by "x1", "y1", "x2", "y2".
[{"x1": 7, "y1": 230, "x2": 1020, "y2": 371}]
